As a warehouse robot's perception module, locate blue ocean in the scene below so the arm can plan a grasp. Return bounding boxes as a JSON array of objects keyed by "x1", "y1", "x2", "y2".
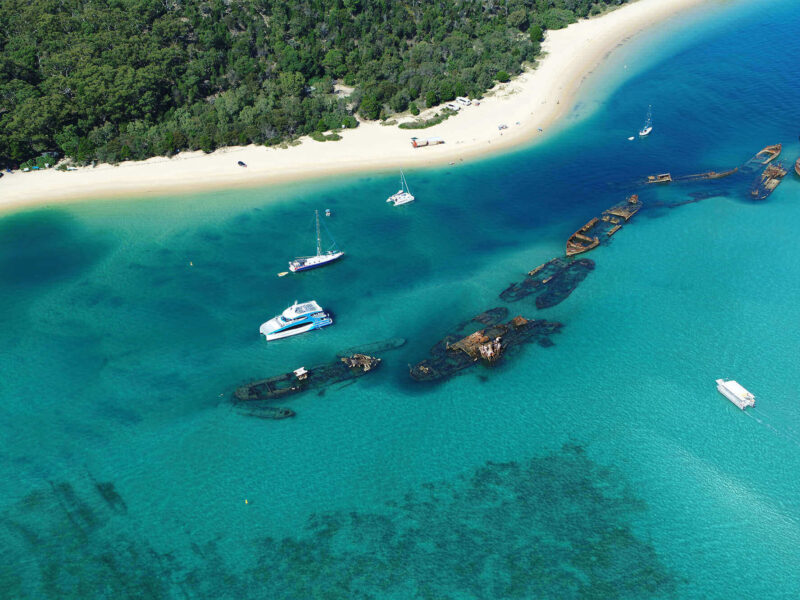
[{"x1": 2, "y1": 0, "x2": 800, "y2": 597}]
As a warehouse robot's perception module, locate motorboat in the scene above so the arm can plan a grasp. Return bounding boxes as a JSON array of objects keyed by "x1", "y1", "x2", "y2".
[
  {"x1": 259, "y1": 300, "x2": 332, "y2": 341},
  {"x1": 639, "y1": 105, "x2": 653, "y2": 137},
  {"x1": 715, "y1": 379, "x2": 755, "y2": 410}
]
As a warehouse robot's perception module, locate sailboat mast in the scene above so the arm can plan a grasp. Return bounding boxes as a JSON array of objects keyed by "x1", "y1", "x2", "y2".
[{"x1": 315, "y1": 210, "x2": 321, "y2": 256}]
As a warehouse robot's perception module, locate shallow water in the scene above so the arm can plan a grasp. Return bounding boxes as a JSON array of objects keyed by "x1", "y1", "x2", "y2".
[{"x1": 2, "y1": 0, "x2": 800, "y2": 597}]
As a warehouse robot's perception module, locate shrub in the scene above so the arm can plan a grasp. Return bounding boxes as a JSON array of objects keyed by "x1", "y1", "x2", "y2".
[
  {"x1": 425, "y1": 90, "x2": 438, "y2": 108},
  {"x1": 496, "y1": 70, "x2": 510, "y2": 83}
]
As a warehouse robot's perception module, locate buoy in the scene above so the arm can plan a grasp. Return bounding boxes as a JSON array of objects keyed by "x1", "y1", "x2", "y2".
[
  {"x1": 189, "y1": 261, "x2": 193, "y2": 266},
  {"x1": 277, "y1": 271, "x2": 289, "y2": 277},
  {"x1": 245, "y1": 499, "x2": 248, "y2": 504}
]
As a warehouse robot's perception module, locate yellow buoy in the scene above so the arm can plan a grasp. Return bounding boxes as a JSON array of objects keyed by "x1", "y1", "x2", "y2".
[{"x1": 245, "y1": 499, "x2": 249, "y2": 504}]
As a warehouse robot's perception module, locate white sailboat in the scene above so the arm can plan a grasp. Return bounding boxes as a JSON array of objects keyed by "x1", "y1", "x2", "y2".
[
  {"x1": 639, "y1": 105, "x2": 653, "y2": 137},
  {"x1": 288, "y1": 210, "x2": 344, "y2": 272},
  {"x1": 386, "y1": 170, "x2": 415, "y2": 206}
]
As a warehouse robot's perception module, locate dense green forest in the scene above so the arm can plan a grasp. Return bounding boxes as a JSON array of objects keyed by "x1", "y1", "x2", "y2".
[{"x1": 0, "y1": 0, "x2": 628, "y2": 167}]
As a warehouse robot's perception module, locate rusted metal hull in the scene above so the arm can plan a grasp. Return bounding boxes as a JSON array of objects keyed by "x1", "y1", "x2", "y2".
[{"x1": 750, "y1": 163, "x2": 788, "y2": 201}]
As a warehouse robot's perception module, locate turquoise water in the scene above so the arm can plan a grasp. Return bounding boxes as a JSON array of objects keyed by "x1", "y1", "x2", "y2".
[{"x1": 3, "y1": 0, "x2": 800, "y2": 597}]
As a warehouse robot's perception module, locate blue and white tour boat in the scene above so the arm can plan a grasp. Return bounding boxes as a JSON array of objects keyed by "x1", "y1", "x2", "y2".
[{"x1": 259, "y1": 300, "x2": 333, "y2": 341}]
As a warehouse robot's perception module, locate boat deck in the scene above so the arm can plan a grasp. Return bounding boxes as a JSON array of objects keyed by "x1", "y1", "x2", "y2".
[
  {"x1": 565, "y1": 195, "x2": 641, "y2": 256},
  {"x1": 751, "y1": 163, "x2": 788, "y2": 200}
]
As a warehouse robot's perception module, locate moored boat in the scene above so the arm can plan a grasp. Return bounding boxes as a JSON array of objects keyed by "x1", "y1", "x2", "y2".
[
  {"x1": 387, "y1": 170, "x2": 415, "y2": 206},
  {"x1": 259, "y1": 300, "x2": 332, "y2": 341},
  {"x1": 288, "y1": 210, "x2": 343, "y2": 272},
  {"x1": 715, "y1": 379, "x2": 755, "y2": 410}
]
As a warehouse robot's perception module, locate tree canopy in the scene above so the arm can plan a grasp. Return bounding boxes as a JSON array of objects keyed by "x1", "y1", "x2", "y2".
[{"x1": 0, "y1": 0, "x2": 628, "y2": 166}]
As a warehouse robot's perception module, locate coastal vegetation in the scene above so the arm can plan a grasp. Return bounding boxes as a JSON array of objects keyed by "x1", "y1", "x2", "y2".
[{"x1": 0, "y1": 0, "x2": 628, "y2": 167}]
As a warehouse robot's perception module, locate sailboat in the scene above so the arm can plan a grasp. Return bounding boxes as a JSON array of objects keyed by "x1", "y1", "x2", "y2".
[
  {"x1": 639, "y1": 105, "x2": 653, "y2": 137},
  {"x1": 386, "y1": 170, "x2": 415, "y2": 206},
  {"x1": 288, "y1": 210, "x2": 344, "y2": 272}
]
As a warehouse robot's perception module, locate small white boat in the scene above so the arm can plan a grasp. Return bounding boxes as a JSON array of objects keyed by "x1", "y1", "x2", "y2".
[
  {"x1": 260, "y1": 300, "x2": 333, "y2": 341},
  {"x1": 639, "y1": 105, "x2": 653, "y2": 137},
  {"x1": 288, "y1": 210, "x2": 344, "y2": 272},
  {"x1": 387, "y1": 170, "x2": 415, "y2": 206},
  {"x1": 715, "y1": 379, "x2": 755, "y2": 410}
]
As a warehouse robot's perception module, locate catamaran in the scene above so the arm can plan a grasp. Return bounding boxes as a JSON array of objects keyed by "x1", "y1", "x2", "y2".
[
  {"x1": 639, "y1": 105, "x2": 653, "y2": 137},
  {"x1": 288, "y1": 210, "x2": 344, "y2": 272},
  {"x1": 259, "y1": 300, "x2": 333, "y2": 341},
  {"x1": 386, "y1": 170, "x2": 415, "y2": 206}
]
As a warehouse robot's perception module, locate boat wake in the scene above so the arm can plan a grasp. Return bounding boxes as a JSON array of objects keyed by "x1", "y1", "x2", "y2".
[{"x1": 742, "y1": 408, "x2": 800, "y2": 450}]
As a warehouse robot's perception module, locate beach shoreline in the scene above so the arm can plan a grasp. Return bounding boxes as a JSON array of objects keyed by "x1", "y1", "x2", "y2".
[{"x1": 0, "y1": 0, "x2": 709, "y2": 214}]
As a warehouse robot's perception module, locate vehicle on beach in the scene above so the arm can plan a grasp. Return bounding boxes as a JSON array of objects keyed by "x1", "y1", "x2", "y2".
[
  {"x1": 259, "y1": 300, "x2": 332, "y2": 341},
  {"x1": 456, "y1": 96, "x2": 471, "y2": 106},
  {"x1": 387, "y1": 170, "x2": 415, "y2": 206},
  {"x1": 288, "y1": 210, "x2": 344, "y2": 272},
  {"x1": 445, "y1": 102, "x2": 460, "y2": 111}
]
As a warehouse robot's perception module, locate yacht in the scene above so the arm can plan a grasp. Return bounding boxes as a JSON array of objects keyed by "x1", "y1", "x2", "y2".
[
  {"x1": 715, "y1": 379, "x2": 755, "y2": 410},
  {"x1": 259, "y1": 301, "x2": 332, "y2": 341},
  {"x1": 387, "y1": 170, "x2": 415, "y2": 206},
  {"x1": 288, "y1": 210, "x2": 344, "y2": 272}
]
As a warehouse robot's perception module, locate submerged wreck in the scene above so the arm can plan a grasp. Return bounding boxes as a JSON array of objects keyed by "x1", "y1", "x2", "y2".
[
  {"x1": 409, "y1": 309, "x2": 562, "y2": 383},
  {"x1": 566, "y1": 194, "x2": 642, "y2": 257},
  {"x1": 233, "y1": 338, "x2": 406, "y2": 419},
  {"x1": 500, "y1": 257, "x2": 594, "y2": 308},
  {"x1": 645, "y1": 168, "x2": 738, "y2": 185},
  {"x1": 235, "y1": 353, "x2": 382, "y2": 402},
  {"x1": 751, "y1": 163, "x2": 788, "y2": 200},
  {"x1": 752, "y1": 144, "x2": 782, "y2": 165}
]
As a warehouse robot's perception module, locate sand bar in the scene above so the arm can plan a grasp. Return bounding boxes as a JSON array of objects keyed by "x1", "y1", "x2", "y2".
[{"x1": 0, "y1": 0, "x2": 708, "y2": 213}]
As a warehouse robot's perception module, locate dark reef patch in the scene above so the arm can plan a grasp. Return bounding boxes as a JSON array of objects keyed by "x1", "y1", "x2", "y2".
[
  {"x1": 1, "y1": 446, "x2": 678, "y2": 599},
  {"x1": 247, "y1": 443, "x2": 678, "y2": 599},
  {"x1": 0, "y1": 210, "x2": 112, "y2": 287}
]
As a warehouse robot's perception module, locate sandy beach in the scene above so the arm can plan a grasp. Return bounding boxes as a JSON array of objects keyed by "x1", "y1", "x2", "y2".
[{"x1": 0, "y1": 0, "x2": 708, "y2": 213}]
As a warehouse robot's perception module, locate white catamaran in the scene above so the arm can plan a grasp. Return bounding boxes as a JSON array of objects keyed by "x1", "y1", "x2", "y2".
[
  {"x1": 288, "y1": 210, "x2": 344, "y2": 272},
  {"x1": 386, "y1": 170, "x2": 415, "y2": 206},
  {"x1": 639, "y1": 105, "x2": 653, "y2": 137}
]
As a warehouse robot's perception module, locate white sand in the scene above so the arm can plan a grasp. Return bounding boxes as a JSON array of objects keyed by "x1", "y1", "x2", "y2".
[{"x1": 0, "y1": 0, "x2": 707, "y2": 213}]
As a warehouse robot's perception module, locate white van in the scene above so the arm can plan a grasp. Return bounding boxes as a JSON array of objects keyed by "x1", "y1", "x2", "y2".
[
  {"x1": 445, "y1": 102, "x2": 460, "y2": 111},
  {"x1": 456, "y1": 96, "x2": 471, "y2": 106}
]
